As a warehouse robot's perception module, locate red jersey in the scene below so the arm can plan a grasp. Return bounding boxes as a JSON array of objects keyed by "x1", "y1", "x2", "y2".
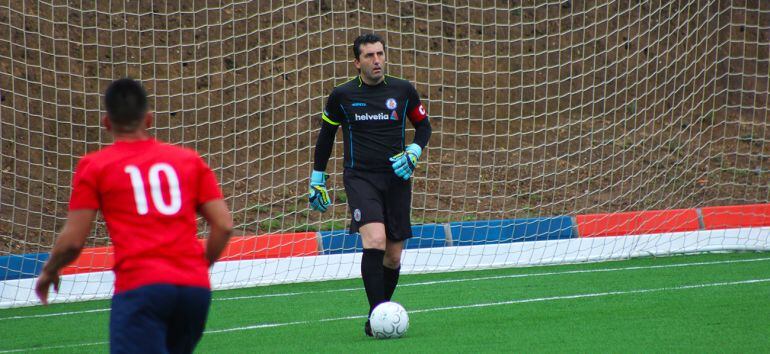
[{"x1": 69, "y1": 138, "x2": 223, "y2": 293}]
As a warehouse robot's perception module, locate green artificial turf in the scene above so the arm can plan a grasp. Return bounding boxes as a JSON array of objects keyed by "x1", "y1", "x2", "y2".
[{"x1": 1, "y1": 252, "x2": 768, "y2": 353}]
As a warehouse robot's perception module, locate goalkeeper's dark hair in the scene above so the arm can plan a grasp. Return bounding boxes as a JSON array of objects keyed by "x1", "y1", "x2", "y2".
[
  {"x1": 352, "y1": 33, "x2": 385, "y2": 60},
  {"x1": 104, "y1": 78, "x2": 148, "y2": 132}
]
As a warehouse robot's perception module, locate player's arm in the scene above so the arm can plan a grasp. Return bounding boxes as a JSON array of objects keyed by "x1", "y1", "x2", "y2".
[
  {"x1": 411, "y1": 115, "x2": 432, "y2": 150},
  {"x1": 35, "y1": 209, "x2": 97, "y2": 305},
  {"x1": 309, "y1": 120, "x2": 338, "y2": 212},
  {"x1": 313, "y1": 119, "x2": 339, "y2": 173},
  {"x1": 406, "y1": 85, "x2": 432, "y2": 149},
  {"x1": 309, "y1": 92, "x2": 342, "y2": 212},
  {"x1": 199, "y1": 199, "x2": 233, "y2": 266},
  {"x1": 196, "y1": 157, "x2": 233, "y2": 266}
]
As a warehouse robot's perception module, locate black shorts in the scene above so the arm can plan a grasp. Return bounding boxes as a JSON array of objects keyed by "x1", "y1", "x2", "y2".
[{"x1": 343, "y1": 168, "x2": 413, "y2": 241}]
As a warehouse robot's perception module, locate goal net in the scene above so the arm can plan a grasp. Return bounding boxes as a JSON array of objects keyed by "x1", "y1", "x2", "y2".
[{"x1": 1, "y1": 0, "x2": 768, "y2": 307}]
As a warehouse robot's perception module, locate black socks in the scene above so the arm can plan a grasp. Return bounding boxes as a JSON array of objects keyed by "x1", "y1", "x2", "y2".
[
  {"x1": 383, "y1": 265, "x2": 401, "y2": 301},
  {"x1": 361, "y1": 248, "x2": 386, "y2": 314}
]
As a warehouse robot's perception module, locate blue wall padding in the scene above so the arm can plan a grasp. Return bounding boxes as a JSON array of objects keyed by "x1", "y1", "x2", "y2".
[
  {"x1": 449, "y1": 217, "x2": 576, "y2": 246},
  {"x1": 320, "y1": 223, "x2": 447, "y2": 255},
  {"x1": 0, "y1": 253, "x2": 49, "y2": 281},
  {"x1": 320, "y1": 230, "x2": 363, "y2": 255},
  {"x1": 404, "y1": 224, "x2": 446, "y2": 250}
]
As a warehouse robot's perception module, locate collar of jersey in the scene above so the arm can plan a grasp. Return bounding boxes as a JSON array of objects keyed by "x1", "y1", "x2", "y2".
[
  {"x1": 113, "y1": 137, "x2": 157, "y2": 146},
  {"x1": 358, "y1": 75, "x2": 387, "y2": 88}
]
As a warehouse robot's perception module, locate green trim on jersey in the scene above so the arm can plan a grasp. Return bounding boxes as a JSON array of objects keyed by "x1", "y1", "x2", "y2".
[
  {"x1": 321, "y1": 112, "x2": 340, "y2": 126},
  {"x1": 385, "y1": 74, "x2": 406, "y2": 82},
  {"x1": 336, "y1": 77, "x2": 359, "y2": 88},
  {"x1": 322, "y1": 77, "x2": 359, "y2": 125}
]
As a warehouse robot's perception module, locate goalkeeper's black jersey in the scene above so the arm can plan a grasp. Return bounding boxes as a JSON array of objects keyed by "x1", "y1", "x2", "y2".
[{"x1": 322, "y1": 75, "x2": 428, "y2": 172}]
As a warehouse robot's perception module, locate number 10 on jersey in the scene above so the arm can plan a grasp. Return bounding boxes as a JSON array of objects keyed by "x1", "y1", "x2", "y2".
[{"x1": 124, "y1": 163, "x2": 182, "y2": 215}]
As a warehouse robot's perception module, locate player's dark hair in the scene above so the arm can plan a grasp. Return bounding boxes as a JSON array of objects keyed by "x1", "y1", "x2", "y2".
[
  {"x1": 104, "y1": 78, "x2": 148, "y2": 132},
  {"x1": 352, "y1": 33, "x2": 385, "y2": 60}
]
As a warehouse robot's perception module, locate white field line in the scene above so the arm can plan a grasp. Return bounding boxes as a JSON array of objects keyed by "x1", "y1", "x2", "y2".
[
  {"x1": 0, "y1": 308, "x2": 110, "y2": 321},
  {"x1": 2, "y1": 276, "x2": 768, "y2": 353},
  {"x1": 2, "y1": 256, "x2": 768, "y2": 322},
  {"x1": 0, "y1": 342, "x2": 108, "y2": 353},
  {"x1": 211, "y1": 277, "x2": 770, "y2": 333}
]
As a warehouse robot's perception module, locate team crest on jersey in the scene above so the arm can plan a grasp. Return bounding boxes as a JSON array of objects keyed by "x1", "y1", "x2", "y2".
[
  {"x1": 385, "y1": 98, "x2": 397, "y2": 110},
  {"x1": 354, "y1": 208, "x2": 362, "y2": 222}
]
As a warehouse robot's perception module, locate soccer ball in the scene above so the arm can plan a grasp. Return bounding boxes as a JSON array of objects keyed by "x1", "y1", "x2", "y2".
[{"x1": 369, "y1": 301, "x2": 409, "y2": 339}]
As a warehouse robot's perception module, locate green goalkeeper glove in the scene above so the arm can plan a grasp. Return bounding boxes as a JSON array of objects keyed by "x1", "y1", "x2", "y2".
[
  {"x1": 389, "y1": 143, "x2": 422, "y2": 180},
  {"x1": 308, "y1": 170, "x2": 331, "y2": 212}
]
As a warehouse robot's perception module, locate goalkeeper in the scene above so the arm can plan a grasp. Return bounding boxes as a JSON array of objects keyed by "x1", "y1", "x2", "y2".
[{"x1": 309, "y1": 33, "x2": 432, "y2": 337}]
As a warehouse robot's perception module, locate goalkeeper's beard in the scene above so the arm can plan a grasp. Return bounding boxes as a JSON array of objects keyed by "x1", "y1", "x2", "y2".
[{"x1": 362, "y1": 66, "x2": 384, "y2": 84}]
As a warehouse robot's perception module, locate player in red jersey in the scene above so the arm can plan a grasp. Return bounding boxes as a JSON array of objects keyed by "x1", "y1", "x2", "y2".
[{"x1": 35, "y1": 78, "x2": 233, "y2": 354}]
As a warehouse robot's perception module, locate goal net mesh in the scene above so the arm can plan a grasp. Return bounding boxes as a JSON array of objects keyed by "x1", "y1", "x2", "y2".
[{"x1": 1, "y1": 0, "x2": 768, "y2": 306}]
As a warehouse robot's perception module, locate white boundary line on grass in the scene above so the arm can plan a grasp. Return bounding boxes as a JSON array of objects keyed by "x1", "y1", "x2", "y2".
[
  {"x1": 215, "y1": 255, "x2": 770, "y2": 301},
  {"x1": 2, "y1": 256, "x2": 769, "y2": 322},
  {"x1": 0, "y1": 342, "x2": 108, "y2": 353},
  {"x1": 2, "y1": 276, "x2": 769, "y2": 353},
  {"x1": 0, "y1": 308, "x2": 111, "y2": 321}
]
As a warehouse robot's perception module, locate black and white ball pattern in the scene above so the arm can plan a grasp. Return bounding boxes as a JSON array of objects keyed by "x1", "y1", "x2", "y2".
[{"x1": 370, "y1": 301, "x2": 410, "y2": 339}]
